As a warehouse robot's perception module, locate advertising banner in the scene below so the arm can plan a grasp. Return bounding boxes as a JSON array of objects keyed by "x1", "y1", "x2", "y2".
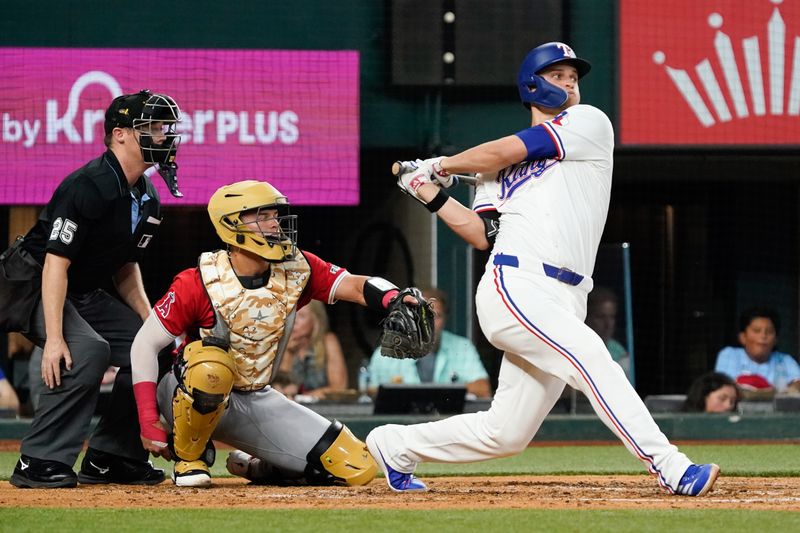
[
  {"x1": 0, "y1": 48, "x2": 360, "y2": 204},
  {"x1": 620, "y1": 0, "x2": 800, "y2": 145}
]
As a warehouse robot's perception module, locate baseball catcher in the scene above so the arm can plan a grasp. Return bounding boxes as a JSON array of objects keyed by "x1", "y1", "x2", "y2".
[{"x1": 131, "y1": 179, "x2": 424, "y2": 487}]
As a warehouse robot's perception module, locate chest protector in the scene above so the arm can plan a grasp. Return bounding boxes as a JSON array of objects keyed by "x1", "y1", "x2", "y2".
[{"x1": 198, "y1": 250, "x2": 310, "y2": 391}]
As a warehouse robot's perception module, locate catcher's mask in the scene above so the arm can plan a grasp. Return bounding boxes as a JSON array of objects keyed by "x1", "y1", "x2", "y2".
[
  {"x1": 105, "y1": 90, "x2": 184, "y2": 197},
  {"x1": 208, "y1": 180, "x2": 297, "y2": 262}
]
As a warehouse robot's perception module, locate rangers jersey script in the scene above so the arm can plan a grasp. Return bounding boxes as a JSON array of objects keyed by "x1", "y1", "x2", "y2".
[{"x1": 473, "y1": 104, "x2": 614, "y2": 278}]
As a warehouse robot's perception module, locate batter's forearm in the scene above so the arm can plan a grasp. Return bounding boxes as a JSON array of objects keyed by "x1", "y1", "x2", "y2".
[
  {"x1": 416, "y1": 183, "x2": 490, "y2": 250},
  {"x1": 440, "y1": 135, "x2": 528, "y2": 174}
]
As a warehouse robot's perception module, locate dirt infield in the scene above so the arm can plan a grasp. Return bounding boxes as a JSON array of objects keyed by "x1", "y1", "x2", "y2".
[
  {"x1": 3, "y1": 440, "x2": 798, "y2": 510},
  {"x1": 2, "y1": 475, "x2": 799, "y2": 511}
]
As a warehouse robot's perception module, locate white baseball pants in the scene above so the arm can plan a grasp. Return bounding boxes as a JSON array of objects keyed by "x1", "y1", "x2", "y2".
[{"x1": 371, "y1": 257, "x2": 693, "y2": 493}]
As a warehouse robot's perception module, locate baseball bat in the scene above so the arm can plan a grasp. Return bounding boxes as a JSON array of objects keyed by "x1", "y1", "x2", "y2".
[{"x1": 391, "y1": 161, "x2": 479, "y2": 186}]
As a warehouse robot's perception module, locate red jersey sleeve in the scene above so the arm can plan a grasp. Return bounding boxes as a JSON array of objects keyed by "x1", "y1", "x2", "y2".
[
  {"x1": 152, "y1": 268, "x2": 215, "y2": 336},
  {"x1": 297, "y1": 250, "x2": 349, "y2": 308}
]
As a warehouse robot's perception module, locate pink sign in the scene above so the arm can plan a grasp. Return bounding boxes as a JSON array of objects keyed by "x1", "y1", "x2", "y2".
[{"x1": 0, "y1": 48, "x2": 360, "y2": 205}]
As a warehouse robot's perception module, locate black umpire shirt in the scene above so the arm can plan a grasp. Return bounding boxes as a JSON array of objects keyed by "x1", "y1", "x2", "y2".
[{"x1": 22, "y1": 150, "x2": 162, "y2": 295}]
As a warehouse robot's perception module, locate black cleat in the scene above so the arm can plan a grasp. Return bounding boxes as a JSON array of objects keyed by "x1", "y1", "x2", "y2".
[
  {"x1": 77, "y1": 448, "x2": 165, "y2": 485},
  {"x1": 10, "y1": 455, "x2": 77, "y2": 488}
]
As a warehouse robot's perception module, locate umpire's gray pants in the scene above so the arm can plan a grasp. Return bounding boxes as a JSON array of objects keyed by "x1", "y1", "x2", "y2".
[
  {"x1": 21, "y1": 289, "x2": 145, "y2": 466},
  {"x1": 157, "y1": 372, "x2": 331, "y2": 476}
]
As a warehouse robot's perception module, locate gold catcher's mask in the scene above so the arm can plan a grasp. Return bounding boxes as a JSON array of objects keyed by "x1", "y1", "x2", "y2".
[{"x1": 208, "y1": 180, "x2": 297, "y2": 262}]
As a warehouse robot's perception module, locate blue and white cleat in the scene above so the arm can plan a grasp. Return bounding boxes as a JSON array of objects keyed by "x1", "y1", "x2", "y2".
[
  {"x1": 677, "y1": 463, "x2": 720, "y2": 496},
  {"x1": 366, "y1": 430, "x2": 427, "y2": 492}
]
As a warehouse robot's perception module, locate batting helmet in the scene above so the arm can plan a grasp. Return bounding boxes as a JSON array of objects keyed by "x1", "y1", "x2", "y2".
[
  {"x1": 517, "y1": 42, "x2": 592, "y2": 109},
  {"x1": 208, "y1": 180, "x2": 297, "y2": 262}
]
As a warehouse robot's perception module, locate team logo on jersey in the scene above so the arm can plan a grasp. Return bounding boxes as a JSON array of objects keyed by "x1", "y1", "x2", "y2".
[
  {"x1": 155, "y1": 291, "x2": 176, "y2": 319},
  {"x1": 551, "y1": 110, "x2": 570, "y2": 126},
  {"x1": 653, "y1": 1, "x2": 800, "y2": 127},
  {"x1": 329, "y1": 265, "x2": 340, "y2": 274},
  {"x1": 497, "y1": 159, "x2": 559, "y2": 200}
]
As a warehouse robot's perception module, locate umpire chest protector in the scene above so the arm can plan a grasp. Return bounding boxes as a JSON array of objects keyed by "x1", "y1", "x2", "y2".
[{"x1": 198, "y1": 250, "x2": 310, "y2": 391}]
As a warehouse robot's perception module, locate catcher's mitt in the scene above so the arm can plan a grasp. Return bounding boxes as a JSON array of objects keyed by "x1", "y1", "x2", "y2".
[{"x1": 379, "y1": 287, "x2": 435, "y2": 359}]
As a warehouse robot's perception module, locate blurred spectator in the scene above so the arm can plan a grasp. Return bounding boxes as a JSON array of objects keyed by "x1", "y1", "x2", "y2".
[
  {"x1": 682, "y1": 372, "x2": 739, "y2": 413},
  {"x1": 715, "y1": 306, "x2": 800, "y2": 395},
  {"x1": 278, "y1": 300, "x2": 348, "y2": 398},
  {"x1": 8, "y1": 332, "x2": 34, "y2": 416},
  {"x1": 585, "y1": 286, "x2": 633, "y2": 383},
  {"x1": 368, "y1": 287, "x2": 491, "y2": 398},
  {"x1": 271, "y1": 370, "x2": 299, "y2": 400},
  {"x1": 0, "y1": 365, "x2": 21, "y2": 415}
]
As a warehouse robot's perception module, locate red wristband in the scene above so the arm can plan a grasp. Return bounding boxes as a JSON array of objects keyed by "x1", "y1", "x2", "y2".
[
  {"x1": 133, "y1": 381, "x2": 160, "y2": 426},
  {"x1": 134, "y1": 381, "x2": 167, "y2": 443}
]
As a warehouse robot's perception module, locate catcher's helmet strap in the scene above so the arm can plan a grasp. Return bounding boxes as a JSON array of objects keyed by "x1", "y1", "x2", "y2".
[{"x1": 364, "y1": 277, "x2": 399, "y2": 313}]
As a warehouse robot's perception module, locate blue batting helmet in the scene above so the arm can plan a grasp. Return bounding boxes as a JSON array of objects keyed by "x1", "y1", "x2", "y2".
[{"x1": 517, "y1": 42, "x2": 592, "y2": 109}]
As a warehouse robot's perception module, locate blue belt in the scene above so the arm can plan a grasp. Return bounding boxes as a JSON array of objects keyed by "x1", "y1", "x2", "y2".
[
  {"x1": 493, "y1": 254, "x2": 585, "y2": 286},
  {"x1": 492, "y1": 254, "x2": 519, "y2": 267}
]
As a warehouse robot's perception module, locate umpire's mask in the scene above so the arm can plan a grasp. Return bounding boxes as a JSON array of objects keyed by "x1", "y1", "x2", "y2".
[
  {"x1": 134, "y1": 92, "x2": 183, "y2": 198},
  {"x1": 106, "y1": 90, "x2": 184, "y2": 198}
]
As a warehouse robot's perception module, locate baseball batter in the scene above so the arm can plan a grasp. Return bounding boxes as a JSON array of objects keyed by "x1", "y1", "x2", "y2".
[
  {"x1": 367, "y1": 42, "x2": 719, "y2": 496},
  {"x1": 130, "y1": 180, "x2": 420, "y2": 487}
]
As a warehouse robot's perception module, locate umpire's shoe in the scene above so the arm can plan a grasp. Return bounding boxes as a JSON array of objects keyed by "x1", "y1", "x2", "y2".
[
  {"x1": 78, "y1": 448, "x2": 165, "y2": 485},
  {"x1": 366, "y1": 429, "x2": 427, "y2": 492},
  {"x1": 173, "y1": 459, "x2": 212, "y2": 488},
  {"x1": 676, "y1": 463, "x2": 720, "y2": 496},
  {"x1": 10, "y1": 455, "x2": 77, "y2": 488}
]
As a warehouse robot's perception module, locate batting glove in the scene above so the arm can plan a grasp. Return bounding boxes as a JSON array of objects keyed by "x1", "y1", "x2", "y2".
[
  {"x1": 396, "y1": 159, "x2": 436, "y2": 205},
  {"x1": 422, "y1": 156, "x2": 456, "y2": 188}
]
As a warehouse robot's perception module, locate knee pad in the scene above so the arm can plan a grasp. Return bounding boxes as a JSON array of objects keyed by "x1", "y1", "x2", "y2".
[
  {"x1": 172, "y1": 337, "x2": 235, "y2": 462},
  {"x1": 306, "y1": 420, "x2": 378, "y2": 486}
]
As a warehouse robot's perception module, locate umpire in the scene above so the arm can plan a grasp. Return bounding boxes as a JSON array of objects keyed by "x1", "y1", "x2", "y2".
[{"x1": 2, "y1": 90, "x2": 183, "y2": 488}]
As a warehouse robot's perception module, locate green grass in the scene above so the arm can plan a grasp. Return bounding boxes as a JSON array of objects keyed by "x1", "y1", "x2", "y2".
[
  {"x1": 2, "y1": 444, "x2": 799, "y2": 532},
  {"x1": 1, "y1": 508, "x2": 799, "y2": 533},
  {"x1": 4, "y1": 443, "x2": 797, "y2": 480},
  {"x1": 414, "y1": 443, "x2": 800, "y2": 477}
]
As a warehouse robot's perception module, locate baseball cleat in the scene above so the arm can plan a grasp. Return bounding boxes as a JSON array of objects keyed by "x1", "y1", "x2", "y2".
[
  {"x1": 676, "y1": 463, "x2": 720, "y2": 496},
  {"x1": 77, "y1": 448, "x2": 165, "y2": 485},
  {"x1": 366, "y1": 431, "x2": 427, "y2": 492},
  {"x1": 10, "y1": 455, "x2": 77, "y2": 488},
  {"x1": 172, "y1": 459, "x2": 212, "y2": 488}
]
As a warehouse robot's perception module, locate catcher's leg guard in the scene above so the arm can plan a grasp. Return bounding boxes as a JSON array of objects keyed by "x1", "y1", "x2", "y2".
[
  {"x1": 171, "y1": 338, "x2": 235, "y2": 473},
  {"x1": 306, "y1": 420, "x2": 378, "y2": 486}
]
